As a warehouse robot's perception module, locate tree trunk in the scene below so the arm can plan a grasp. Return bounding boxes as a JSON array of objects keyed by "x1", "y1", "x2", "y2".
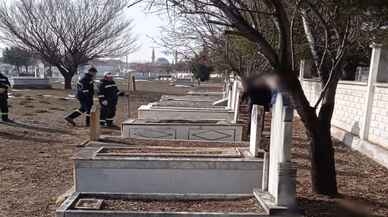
[
  {"x1": 64, "y1": 75, "x2": 73, "y2": 89},
  {"x1": 56, "y1": 65, "x2": 77, "y2": 89},
  {"x1": 279, "y1": 70, "x2": 338, "y2": 196},
  {"x1": 308, "y1": 102, "x2": 338, "y2": 195}
]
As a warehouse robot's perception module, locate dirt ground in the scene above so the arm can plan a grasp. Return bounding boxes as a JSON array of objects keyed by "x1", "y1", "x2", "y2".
[{"x1": 0, "y1": 80, "x2": 387, "y2": 217}]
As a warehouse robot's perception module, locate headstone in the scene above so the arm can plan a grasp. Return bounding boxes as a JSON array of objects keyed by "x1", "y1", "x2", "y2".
[
  {"x1": 261, "y1": 152, "x2": 269, "y2": 191},
  {"x1": 227, "y1": 81, "x2": 235, "y2": 109},
  {"x1": 232, "y1": 90, "x2": 241, "y2": 124},
  {"x1": 299, "y1": 59, "x2": 313, "y2": 79},
  {"x1": 267, "y1": 93, "x2": 297, "y2": 207},
  {"x1": 249, "y1": 105, "x2": 264, "y2": 157}
]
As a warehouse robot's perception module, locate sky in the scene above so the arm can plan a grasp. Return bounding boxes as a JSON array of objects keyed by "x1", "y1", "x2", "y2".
[
  {"x1": 0, "y1": 1, "x2": 170, "y2": 64},
  {"x1": 124, "y1": 4, "x2": 170, "y2": 63}
]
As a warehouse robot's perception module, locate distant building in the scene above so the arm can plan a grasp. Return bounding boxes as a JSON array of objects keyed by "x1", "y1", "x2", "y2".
[
  {"x1": 80, "y1": 59, "x2": 127, "y2": 77},
  {"x1": 156, "y1": 57, "x2": 169, "y2": 65}
]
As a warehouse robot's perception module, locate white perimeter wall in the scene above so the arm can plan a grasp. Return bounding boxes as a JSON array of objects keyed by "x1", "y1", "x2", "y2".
[{"x1": 301, "y1": 79, "x2": 388, "y2": 150}]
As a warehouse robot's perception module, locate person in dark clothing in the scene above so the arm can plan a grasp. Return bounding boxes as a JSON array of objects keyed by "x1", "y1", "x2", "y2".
[
  {"x1": 98, "y1": 72, "x2": 119, "y2": 127},
  {"x1": 242, "y1": 75, "x2": 273, "y2": 134},
  {"x1": 0, "y1": 72, "x2": 11, "y2": 122},
  {"x1": 65, "y1": 67, "x2": 97, "y2": 127}
]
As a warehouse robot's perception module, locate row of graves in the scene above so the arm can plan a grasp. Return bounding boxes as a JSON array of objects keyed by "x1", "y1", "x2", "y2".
[{"x1": 56, "y1": 79, "x2": 303, "y2": 217}]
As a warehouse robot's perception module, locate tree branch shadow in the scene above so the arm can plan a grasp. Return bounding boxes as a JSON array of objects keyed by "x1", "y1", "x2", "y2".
[{"x1": 0, "y1": 121, "x2": 75, "y2": 135}]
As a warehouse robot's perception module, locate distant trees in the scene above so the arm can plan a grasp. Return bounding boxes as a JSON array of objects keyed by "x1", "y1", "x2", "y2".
[
  {"x1": 2, "y1": 47, "x2": 35, "y2": 74},
  {"x1": 0, "y1": 0, "x2": 137, "y2": 89},
  {"x1": 191, "y1": 63, "x2": 213, "y2": 82}
]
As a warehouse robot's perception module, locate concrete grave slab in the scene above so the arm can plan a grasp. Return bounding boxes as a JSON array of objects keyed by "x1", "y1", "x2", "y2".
[
  {"x1": 73, "y1": 147, "x2": 263, "y2": 194},
  {"x1": 152, "y1": 100, "x2": 226, "y2": 108},
  {"x1": 122, "y1": 119, "x2": 244, "y2": 142},
  {"x1": 186, "y1": 91, "x2": 224, "y2": 96},
  {"x1": 57, "y1": 192, "x2": 277, "y2": 217},
  {"x1": 160, "y1": 95, "x2": 221, "y2": 102},
  {"x1": 138, "y1": 104, "x2": 235, "y2": 121},
  {"x1": 11, "y1": 77, "x2": 51, "y2": 89}
]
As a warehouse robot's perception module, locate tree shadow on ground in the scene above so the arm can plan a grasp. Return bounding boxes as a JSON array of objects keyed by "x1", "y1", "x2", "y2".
[
  {"x1": 296, "y1": 164, "x2": 368, "y2": 178},
  {"x1": 0, "y1": 121, "x2": 74, "y2": 135},
  {"x1": 298, "y1": 196, "x2": 385, "y2": 217},
  {"x1": 0, "y1": 131, "x2": 63, "y2": 144}
]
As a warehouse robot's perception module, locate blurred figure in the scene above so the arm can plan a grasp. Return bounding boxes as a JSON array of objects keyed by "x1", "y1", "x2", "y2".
[
  {"x1": 0, "y1": 72, "x2": 11, "y2": 122},
  {"x1": 242, "y1": 74, "x2": 273, "y2": 134},
  {"x1": 98, "y1": 72, "x2": 119, "y2": 127},
  {"x1": 65, "y1": 67, "x2": 97, "y2": 127}
]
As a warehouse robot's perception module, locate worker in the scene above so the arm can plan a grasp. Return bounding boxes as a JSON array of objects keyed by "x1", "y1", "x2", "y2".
[
  {"x1": 0, "y1": 72, "x2": 11, "y2": 122},
  {"x1": 98, "y1": 72, "x2": 119, "y2": 127},
  {"x1": 65, "y1": 67, "x2": 97, "y2": 127}
]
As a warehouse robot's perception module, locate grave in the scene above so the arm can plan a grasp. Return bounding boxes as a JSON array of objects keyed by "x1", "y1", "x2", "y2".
[
  {"x1": 132, "y1": 85, "x2": 242, "y2": 137},
  {"x1": 161, "y1": 94, "x2": 221, "y2": 102},
  {"x1": 138, "y1": 81, "x2": 241, "y2": 121},
  {"x1": 138, "y1": 104, "x2": 236, "y2": 121},
  {"x1": 151, "y1": 100, "x2": 225, "y2": 108},
  {"x1": 174, "y1": 78, "x2": 194, "y2": 87},
  {"x1": 73, "y1": 146, "x2": 263, "y2": 194},
  {"x1": 11, "y1": 77, "x2": 51, "y2": 89},
  {"x1": 57, "y1": 193, "x2": 272, "y2": 217},
  {"x1": 121, "y1": 119, "x2": 244, "y2": 142},
  {"x1": 186, "y1": 91, "x2": 224, "y2": 96}
]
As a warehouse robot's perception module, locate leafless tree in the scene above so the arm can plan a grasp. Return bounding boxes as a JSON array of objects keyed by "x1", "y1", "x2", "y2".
[
  {"x1": 155, "y1": 10, "x2": 269, "y2": 83},
  {"x1": 0, "y1": 0, "x2": 137, "y2": 89}
]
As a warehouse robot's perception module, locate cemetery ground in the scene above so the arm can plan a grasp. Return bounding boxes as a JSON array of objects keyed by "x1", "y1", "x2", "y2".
[{"x1": 0, "y1": 81, "x2": 387, "y2": 217}]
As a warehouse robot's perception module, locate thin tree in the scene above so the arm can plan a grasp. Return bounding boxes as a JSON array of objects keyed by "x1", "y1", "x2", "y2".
[{"x1": 0, "y1": 0, "x2": 137, "y2": 89}]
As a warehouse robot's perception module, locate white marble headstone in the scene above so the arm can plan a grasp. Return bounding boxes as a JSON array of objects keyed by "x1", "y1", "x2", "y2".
[
  {"x1": 267, "y1": 93, "x2": 296, "y2": 207},
  {"x1": 249, "y1": 105, "x2": 264, "y2": 157}
]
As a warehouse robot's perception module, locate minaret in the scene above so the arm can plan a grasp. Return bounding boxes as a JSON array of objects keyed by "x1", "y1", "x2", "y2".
[
  {"x1": 174, "y1": 50, "x2": 178, "y2": 64},
  {"x1": 151, "y1": 48, "x2": 155, "y2": 64}
]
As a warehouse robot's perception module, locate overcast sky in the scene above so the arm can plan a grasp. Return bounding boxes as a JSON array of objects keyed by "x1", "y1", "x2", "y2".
[
  {"x1": 0, "y1": 1, "x2": 170, "y2": 64},
  {"x1": 124, "y1": 4, "x2": 169, "y2": 63}
]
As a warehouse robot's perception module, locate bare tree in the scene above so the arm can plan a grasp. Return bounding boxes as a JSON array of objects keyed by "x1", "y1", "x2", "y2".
[
  {"x1": 0, "y1": 0, "x2": 137, "y2": 89},
  {"x1": 156, "y1": 10, "x2": 269, "y2": 83}
]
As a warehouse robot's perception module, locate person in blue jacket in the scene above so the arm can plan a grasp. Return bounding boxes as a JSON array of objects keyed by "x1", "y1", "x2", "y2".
[
  {"x1": 98, "y1": 72, "x2": 119, "y2": 127},
  {"x1": 0, "y1": 72, "x2": 11, "y2": 122},
  {"x1": 65, "y1": 67, "x2": 97, "y2": 127}
]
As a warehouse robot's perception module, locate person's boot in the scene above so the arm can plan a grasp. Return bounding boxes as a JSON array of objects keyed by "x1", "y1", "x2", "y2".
[
  {"x1": 100, "y1": 120, "x2": 107, "y2": 128},
  {"x1": 106, "y1": 120, "x2": 119, "y2": 129},
  {"x1": 1, "y1": 114, "x2": 10, "y2": 122},
  {"x1": 65, "y1": 111, "x2": 80, "y2": 126},
  {"x1": 106, "y1": 120, "x2": 113, "y2": 127},
  {"x1": 85, "y1": 115, "x2": 91, "y2": 127}
]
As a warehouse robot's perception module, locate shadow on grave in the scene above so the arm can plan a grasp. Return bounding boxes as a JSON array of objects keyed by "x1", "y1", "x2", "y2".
[
  {"x1": 0, "y1": 120, "x2": 75, "y2": 135},
  {"x1": 298, "y1": 195, "x2": 386, "y2": 217}
]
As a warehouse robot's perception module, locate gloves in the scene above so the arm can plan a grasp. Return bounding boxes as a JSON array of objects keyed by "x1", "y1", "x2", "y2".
[{"x1": 101, "y1": 100, "x2": 108, "y2": 106}]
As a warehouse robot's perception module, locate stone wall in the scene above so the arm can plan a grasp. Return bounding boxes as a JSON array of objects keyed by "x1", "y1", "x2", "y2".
[
  {"x1": 302, "y1": 80, "x2": 368, "y2": 136},
  {"x1": 369, "y1": 84, "x2": 388, "y2": 149},
  {"x1": 301, "y1": 80, "x2": 388, "y2": 145}
]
